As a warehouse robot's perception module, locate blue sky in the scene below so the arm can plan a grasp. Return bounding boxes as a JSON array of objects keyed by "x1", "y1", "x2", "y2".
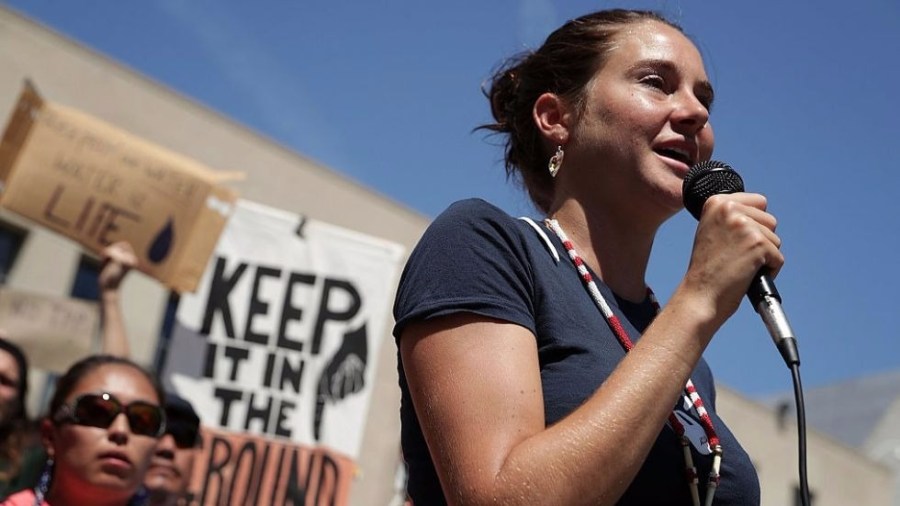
[{"x1": 4, "y1": 0, "x2": 898, "y2": 398}]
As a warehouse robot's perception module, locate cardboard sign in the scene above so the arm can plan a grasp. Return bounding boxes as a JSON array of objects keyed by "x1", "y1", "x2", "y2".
[
  {"x1": 0, "y1": 287, "x2": 98, "y2": 373},
  {"x1": 186, "y1": 426, "x2": 354, "y2": 506},
  {"x1": 0, "y1": 82, "x2": 238, "y2": 293}
]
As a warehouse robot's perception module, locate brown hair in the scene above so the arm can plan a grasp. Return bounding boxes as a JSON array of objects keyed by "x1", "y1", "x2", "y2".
[{"x1": 478, "y1": 9, "x2": 683, "y2": 213}]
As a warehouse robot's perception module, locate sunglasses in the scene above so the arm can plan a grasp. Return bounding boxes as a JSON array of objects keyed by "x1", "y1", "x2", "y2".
[
  {"x1": 165, "y1": 417, "x2": 201, "y2": 449},
  {"x1": 53, "y1": 392, "x2": 166, "y2": 438}
]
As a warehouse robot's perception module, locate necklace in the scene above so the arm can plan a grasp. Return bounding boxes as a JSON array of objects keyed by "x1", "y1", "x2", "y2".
[{"x1": 545, "y1": 218, "x2": 723, "y2": 506}]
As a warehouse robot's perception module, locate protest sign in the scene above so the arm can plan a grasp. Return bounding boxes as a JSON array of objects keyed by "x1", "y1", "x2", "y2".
[
  {"x1": 162, "y1": 199, "x2": 405, "y2": 505},
  {"x1": 186, "y1": 426, "x2": 355, "y2": 506},
  {"x1": 0, "y1": 287, "x2": 98, "y2": 373},
  {"x1": 0, "y1": 81, "x2": 238, "y2": 293}
]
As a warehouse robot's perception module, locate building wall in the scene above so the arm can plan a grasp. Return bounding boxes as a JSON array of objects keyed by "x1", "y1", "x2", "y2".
[
  {"x1": 717, "y1": 386, "x2": 892, "y2": 505},
  {"x1": 0, "y1": 6, "x2": 893, "y2": 505},
  {"x1": 864, "y1": 397, "x2": 900, "y2": 505}
]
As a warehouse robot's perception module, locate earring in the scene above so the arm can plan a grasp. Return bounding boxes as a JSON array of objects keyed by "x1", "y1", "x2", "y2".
[
  {"x1": 548, "y1": 145, "x2": 564, "y2": 178},
  {"x1": 129, "y1": 485, "x2": 150, "y2": 506},
  {"x1": 34, "y1": 457, "x2": 53, "y2": 503}
]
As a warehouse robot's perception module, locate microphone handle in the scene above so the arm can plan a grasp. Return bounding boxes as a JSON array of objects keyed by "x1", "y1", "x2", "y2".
[{"x1": 747, "y1": 269, "x2": 800, "y2": 366}]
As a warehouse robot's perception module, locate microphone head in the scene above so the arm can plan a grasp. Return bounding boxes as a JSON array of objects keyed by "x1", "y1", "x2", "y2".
[{"x1": 682, "y1": 160, "x2": 745, "y2": 220}]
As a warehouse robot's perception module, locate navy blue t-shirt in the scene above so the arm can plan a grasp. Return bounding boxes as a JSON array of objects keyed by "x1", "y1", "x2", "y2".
[{"x1": 394, "y1": 199, "x2": 760, "y2": 505}]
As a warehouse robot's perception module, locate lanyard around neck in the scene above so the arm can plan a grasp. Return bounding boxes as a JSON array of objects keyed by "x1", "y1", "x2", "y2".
[{"x1": 544, "y1": 218, "x2": 723, "y2": 506}]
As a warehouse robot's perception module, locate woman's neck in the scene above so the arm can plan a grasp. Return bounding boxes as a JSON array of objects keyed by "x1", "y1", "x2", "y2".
[
  {"x1": 46, "y1": 482, "x2": 131, "y2": 506},
  {"x1": 549, "y1": 199, "x2": 660, "y2": 302}
]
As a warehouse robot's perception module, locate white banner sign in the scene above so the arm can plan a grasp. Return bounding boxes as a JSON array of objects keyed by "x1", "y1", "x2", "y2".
[
  {"x1": 0, "y1": 288, "x2": 98, "y2": 373},
  {"x1": 163, "y1": 199, "x2": 404, "y2": 460}
]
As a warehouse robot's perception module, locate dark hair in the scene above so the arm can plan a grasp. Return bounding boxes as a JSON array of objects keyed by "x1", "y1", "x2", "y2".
[
  {"x1": 47, "y1": 354, "x2": 164, "y2": 420},
  {"x1": 0, "y1": 337, "x2": 29, "y2": 421},
  {"x1": 165, "y1": 392, "x2": 203, "y2": 448},
  {"x1": 0, "y1": 338, "x2": 30, "y2": 482},
  {"x1": 478, "y1": 9, "x2": 683, "y2": 213}
]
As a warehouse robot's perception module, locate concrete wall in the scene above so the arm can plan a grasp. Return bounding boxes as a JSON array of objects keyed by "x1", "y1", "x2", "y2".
[
  {"x1": 864, "y1": 397, "x2": 900, "y2": 505},
  {"x1": 717, "y1": 386, "x2": 893, "y2": 505}
]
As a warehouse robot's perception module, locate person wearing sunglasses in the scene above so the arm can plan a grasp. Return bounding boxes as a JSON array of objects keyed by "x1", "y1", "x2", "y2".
[
  {"x1": 144, "y1": 393, "x2": 201, "y2": 506},
  {"x1": 2, "y1": 354, "x2": 164, "y2": 506},
  {"x1": 91, "y1": 243, "x2": 203, "y2": 506}
]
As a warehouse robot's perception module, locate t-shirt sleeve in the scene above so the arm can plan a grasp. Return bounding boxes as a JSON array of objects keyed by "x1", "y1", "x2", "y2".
[{"x1": 393, "y1": 199, "x2": 536, "y2": 340}]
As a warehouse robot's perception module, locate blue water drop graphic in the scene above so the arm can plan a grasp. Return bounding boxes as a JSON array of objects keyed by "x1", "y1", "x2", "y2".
[{"x1": 147, "y1": 218, "x2": 174, "y2": 264}]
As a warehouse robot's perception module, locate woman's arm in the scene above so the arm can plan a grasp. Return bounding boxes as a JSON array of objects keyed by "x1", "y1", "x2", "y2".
[
  {"x1": 401, "y1": 297, "x2": 717, "y2": 505},
  {"x1": 98, "y1": 241, "x2": 138, "y2": 358}
]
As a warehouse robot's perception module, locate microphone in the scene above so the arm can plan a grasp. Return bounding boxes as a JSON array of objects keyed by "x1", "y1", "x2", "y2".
[{"x1": 683, "y1": 160, "x2": 800, "y2": 367}]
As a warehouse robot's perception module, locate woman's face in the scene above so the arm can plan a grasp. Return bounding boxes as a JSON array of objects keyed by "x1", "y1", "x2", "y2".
[
  {"x1": 47, "y1": 364, "x2": 160, "y2": 500},
  {"x1": 566, "y1": 19, "x2": 715, "y2": 218},
  {"x1": 0, "y1": 349, "x2": 22, "y2": 424}
]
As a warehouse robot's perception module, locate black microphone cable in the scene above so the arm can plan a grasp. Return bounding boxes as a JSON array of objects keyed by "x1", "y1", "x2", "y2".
[
  {"x1": 791, "y1": 361, "x2": 810, "y2": 506},
  {"x1": 683, "y1": 160, "x2": 810, "y2": 506}
]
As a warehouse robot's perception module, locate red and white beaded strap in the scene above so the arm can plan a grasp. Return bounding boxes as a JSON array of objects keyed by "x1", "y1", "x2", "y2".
[{"x1": 545, "y1": 218, "x2": 723, "y2": 506}]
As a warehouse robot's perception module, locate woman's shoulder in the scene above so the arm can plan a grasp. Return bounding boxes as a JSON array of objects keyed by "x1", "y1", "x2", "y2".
[
  {"x1": 394, "y1": 199, "x2": 544, "y2": 337},
  {"x1": 410, "y1": 197, "x2": 559, "y2": 262},
  {"x1": 425, "y1": 198, "x2": 534, "y2": 240},
  {"x1": 437, "y1": 198, "x2": 516, "y2": 224},
  {"x1": 1, "y1": 489, "x2": 39, "y2": 506},
  {"x1": 0, "y1": 439, "x2": 46, "y2": 501}
]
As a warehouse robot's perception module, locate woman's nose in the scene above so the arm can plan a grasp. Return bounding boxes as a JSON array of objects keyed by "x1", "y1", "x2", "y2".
[
  {"x1": 671, "y1": 90, "x2": 710, "y2": 136},
  {"x1": 108, "y1": 412, "x2": 131, "y2": 444}
]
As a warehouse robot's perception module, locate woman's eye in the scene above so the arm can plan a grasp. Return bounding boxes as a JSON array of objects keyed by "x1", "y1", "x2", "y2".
[{"x1": 640, "y1": 75, "x2": 667, "y2": 90}]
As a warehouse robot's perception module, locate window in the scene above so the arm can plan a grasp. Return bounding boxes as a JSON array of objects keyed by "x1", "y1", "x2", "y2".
[
  {"x1": 69, "y1": 255, "x2": 101, "y2": 301},
  {"x1": 0, "y1": 222, "x2": 27, "y2": 284}
]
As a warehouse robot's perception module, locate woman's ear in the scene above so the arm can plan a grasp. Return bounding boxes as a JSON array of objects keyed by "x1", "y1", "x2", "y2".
[
  {"x1": 40, "y1": 418, "x2": 55, "y2": 459},
  {"x1": 533, "y1": 92, "x2": 571, "y2": 145}
]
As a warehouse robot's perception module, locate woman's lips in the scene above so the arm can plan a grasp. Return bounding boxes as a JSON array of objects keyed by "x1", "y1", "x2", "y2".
[
  {"x1": 98, "y1": 451, "x2": 133, "y2": 470},
  {"x1": 655, "y1": 151, "x2": 692, "y2": 176}
]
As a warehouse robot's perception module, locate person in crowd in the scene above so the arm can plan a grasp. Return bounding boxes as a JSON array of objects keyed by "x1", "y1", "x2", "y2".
[
  {"x1": 393, "y1": 9, "x2": 779, "y2": 505},
  {"x1": 0, "y1": 240, "x2": 145, "y2": 500},
  {"x1": 96, "y1": 243, "x2": 202, "y2": 506},
  {"x1": 144, "y1": 393, "x2": 201, "y2": 506},
  {"x1": 1, "y1": 354, "x2": 165, "y2": 506},
  {"x1": 0, "y1": 338, "x2": 42, "y2": 499}
]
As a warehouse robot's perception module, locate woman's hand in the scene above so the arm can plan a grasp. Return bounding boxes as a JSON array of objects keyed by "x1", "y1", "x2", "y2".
[
  {"x1": 99, "y1": 241, "x2": 138, "y2": 294},
  {"x1": 680, "y1": 192, "x2": 783, "y2": 330}
]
